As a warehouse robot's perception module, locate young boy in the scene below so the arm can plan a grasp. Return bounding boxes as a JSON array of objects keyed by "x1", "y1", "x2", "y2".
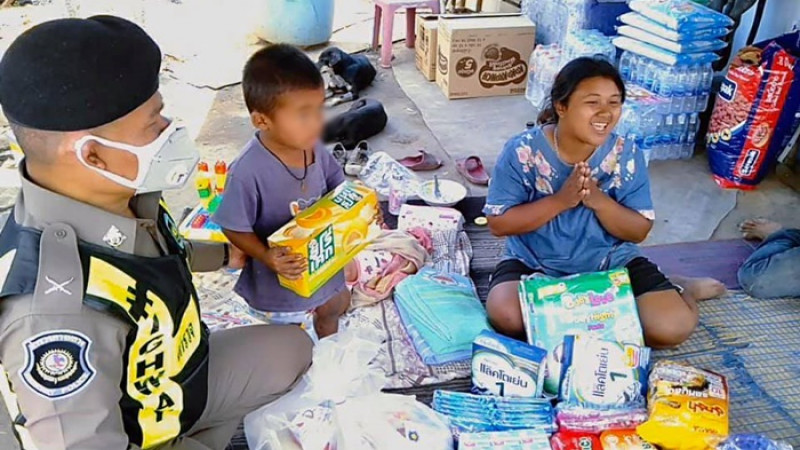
[{"x1": 213, "y1": 44, "x2": 350, "y2": 338}]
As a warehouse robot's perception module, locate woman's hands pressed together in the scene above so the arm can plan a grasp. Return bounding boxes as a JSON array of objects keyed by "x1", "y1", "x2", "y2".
[{"x1": 554, "y1": 162, "x2": 610, "y2": 211}]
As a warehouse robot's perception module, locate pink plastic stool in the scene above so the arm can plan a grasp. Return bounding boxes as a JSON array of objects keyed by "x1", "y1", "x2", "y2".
[{"x1": 372, "y1": 0, "x2": 442, "y2": 68}]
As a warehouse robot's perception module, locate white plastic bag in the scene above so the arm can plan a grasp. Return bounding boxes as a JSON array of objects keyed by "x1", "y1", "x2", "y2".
[
  {"x1": 244, "y1": 329, "x2": 385, "y2": 450},
  {"x1": 336, "y1": 394, "x2": 453, "y2": 450}
]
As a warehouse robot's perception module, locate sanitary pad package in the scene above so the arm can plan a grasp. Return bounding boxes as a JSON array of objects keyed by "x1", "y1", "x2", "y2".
[
  {"x1": 613, "y1": 36, "x2": 721, "y2": 66},
  {"x1": 472, "y1": 330, "x2": 547, "y2": 398},
  {"x1": 519, "y1": 269, "x2": 644, "y2": 395},
  {"x1": 617, "y1": 25, "x2": 727, "y2": 54}
]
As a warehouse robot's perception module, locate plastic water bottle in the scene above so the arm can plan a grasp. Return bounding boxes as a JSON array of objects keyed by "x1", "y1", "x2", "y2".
[
  {"x1": 684, "y1": 113, "x2": 699, "y2": 158},
  {"x1": 619, "y1": 51, "x2": 634, "y2": 82}
]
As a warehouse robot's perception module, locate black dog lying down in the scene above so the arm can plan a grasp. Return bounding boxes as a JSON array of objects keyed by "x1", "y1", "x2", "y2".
[
  {"x1": 323, "y1": 98, "x2": 388, "y2": 149},
  {"x1": 318, "y1": 47, "x2": 376, "y2": 105}
]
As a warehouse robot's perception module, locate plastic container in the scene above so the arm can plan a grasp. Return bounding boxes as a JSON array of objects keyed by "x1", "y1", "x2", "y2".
[{"x1": 256, "y1": 0, "x2": 335, "y2": 47}]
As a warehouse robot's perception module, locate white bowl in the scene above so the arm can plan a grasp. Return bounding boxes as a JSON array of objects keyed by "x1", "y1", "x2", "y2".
[{"x1": 419, "y1": 179, "x2": 467, "y2": 207}]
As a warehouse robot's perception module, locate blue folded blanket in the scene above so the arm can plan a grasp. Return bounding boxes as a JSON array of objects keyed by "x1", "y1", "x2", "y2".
[{"x1": 394, "y1": 268, "x2": 491, "y2": 365}]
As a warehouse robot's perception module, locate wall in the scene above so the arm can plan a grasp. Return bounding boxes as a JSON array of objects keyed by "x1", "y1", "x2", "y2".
[{"x1": 729, "y1": 0, "x2": 800, "y2": 60}]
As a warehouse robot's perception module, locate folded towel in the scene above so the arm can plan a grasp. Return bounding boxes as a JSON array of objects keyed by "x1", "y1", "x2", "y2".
[{"x1": 394, "y1": 268, "x2": 490, "y2": 365}]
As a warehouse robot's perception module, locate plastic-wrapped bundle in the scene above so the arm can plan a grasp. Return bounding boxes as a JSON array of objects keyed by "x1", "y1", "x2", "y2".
[
  {"x1": 459, "y1": 429, "x2": 552, "y2": 450},
  {"x1": 564, "y1": 29, "x2": 616, "y2": 62},
  {"x1": 719, "y1": 435, "x2": 794, "y2": 450},
  {"x1": 525, "y1": 44, "x2": 564, "y2": 109},
  {"x1": 618, "y1": 12, "x2": 730, "y2": 42},
  {"x1": 627, "y1": 0, "x2": 734, "y2": 32},
  {"x1": 617, "y1": 25, "x2": 727, "y2": 54},
  {"x1": 432, "y1": 390, "x2": 556, "y2": 437},
  {"x1": 613, "y1": 36, "x2": 720, "y2": 66},
  {"x1": 522, "y1": 0, "x2": 592, "y2": 46}
]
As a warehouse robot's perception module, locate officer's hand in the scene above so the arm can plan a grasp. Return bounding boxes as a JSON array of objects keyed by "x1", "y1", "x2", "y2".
[{"x1": 265, "y1": 246, "x2": 307, "y2": 280}]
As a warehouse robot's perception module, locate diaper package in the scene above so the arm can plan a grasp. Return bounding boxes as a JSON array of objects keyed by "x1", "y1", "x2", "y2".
[
  {"x1": 560, "y1": 336, "x2": 650, "y2": 409},
  {"x1": 600, "y1": 430, "x2": 656, "y2": 450},
  {"x1": 268, "y1": 181, "x2": 381, "y2": 297},
  {"x1": 459, "y1": 429, "x2": 551, "y2": 450},
  {"x1": 637, "y1": 360, "x2": 730, "y2": 450},
  {"x1": 519, "y1": 269, "x2": 644, "y2": 395},
  {"x1": 617, "y1": 26, "x2": 727, "y2": 54},
  {"x1": 628, "y1": 0, "x2": 734, "y2": 32},
  {"x1": 613, "y1": 36, "x2": 721, "y2": 66},
  {"x1": 472, "y1": 330, "x2": 547, "y2": 398},
  {"x1": 618, "y1": 12, "x2": 729, "y2": 42}
]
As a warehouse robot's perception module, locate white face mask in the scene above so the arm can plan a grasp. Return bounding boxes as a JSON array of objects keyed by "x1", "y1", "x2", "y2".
[{"x1": 73, "y1": 121, "x2": 200, "y2": 194}]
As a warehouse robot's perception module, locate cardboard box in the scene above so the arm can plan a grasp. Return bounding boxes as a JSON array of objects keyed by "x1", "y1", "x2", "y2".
[
  {"x1": 416, "y1": 14, "x2": 439, "y2": 81},
  {"x1": 268, "y1": 182, "x2": 381, "y2": 298},
  {"x1": 437, "y1": 14, "x2": 535, "y2": 99}
]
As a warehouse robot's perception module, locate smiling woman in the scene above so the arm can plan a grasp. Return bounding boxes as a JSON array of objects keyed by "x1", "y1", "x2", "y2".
[{"x1": 482, "y1": 57, "x2": 726, "y2": 349}]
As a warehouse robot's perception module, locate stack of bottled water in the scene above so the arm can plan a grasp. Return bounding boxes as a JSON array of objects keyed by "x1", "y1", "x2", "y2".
[
  {"x1": 616, "y1": 85, "x2": 701, "y2": 164},
  {"x1": 525, "y1": 44, "x2": 563, "y2": 109},
  {"x1": 612, "y1": 0, "x2": 733, "y2": 161},
  {"x1": 525, "y1": 30, "x2": 615, "y2": 109},
  {"x1": 522, "y1": 0, "x2": 592, "y2": 45},
  {"x1": 619, "y1": 52, "x2": 715, "y2": 114},
  {"x1": 564, "y1": 29, "x2": 616, "y2": 63}
]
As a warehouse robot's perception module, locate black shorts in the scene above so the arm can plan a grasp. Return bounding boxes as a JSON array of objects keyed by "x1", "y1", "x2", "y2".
[{"x1": 488, "y1": 257, "x2": 678, "y2": 298}]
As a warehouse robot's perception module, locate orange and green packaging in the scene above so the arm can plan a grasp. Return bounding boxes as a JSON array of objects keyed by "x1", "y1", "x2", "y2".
[
  {"x1": 268, "y1": 181, "x2": 381, "y2": 298},
  {"x1": 637, "y1": 360, "x2": 729, "y2": 450},
  {"x1": 600, "y1": 430, "x2": 655, "y2": 450}
]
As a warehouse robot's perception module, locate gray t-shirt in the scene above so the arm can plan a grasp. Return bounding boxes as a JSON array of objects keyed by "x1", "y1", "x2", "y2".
[{"x1": 213, "y1": 134, "x2": 346, "y2": 312}]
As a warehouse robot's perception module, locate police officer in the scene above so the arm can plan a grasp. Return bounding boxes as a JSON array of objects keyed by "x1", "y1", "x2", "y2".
[{"x1": 0, "y1": 16, "x2": 313, "y2": 450}]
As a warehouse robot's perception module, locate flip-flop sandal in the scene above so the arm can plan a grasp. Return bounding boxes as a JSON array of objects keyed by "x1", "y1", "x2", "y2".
[
  {"x1": 345, "y1": 140, "x2": 371, "y2": 176},
  {"x1": 456, "y1": 156, "x2": 490, "y2": 185},
  {"x1": 397, "y1": 150, "x2": 443, "y2": 171},
  {"x1": 330, "y1": 143, "x2": 348, "y2": 167}
]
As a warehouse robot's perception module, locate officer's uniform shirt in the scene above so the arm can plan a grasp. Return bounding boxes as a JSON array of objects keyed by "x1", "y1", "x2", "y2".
[{"x1": 0, "y1": 165, "x2": 225, "y2": 449}]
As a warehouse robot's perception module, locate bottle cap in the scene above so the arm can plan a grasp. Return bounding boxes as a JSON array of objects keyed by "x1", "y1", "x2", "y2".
[{"x1": 474, "y1": 216, "x2": 488, "y2": 226}]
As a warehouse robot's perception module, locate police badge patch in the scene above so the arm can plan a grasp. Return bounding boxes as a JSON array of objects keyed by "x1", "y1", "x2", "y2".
[{"x1": 20, "y1": 330, "x2": 95, "y2": 399}]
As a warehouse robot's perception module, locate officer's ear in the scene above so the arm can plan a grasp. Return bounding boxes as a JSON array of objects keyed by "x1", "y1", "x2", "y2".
[{"x1": 75, "y1": 137, "x2": 108, "y2": 170}]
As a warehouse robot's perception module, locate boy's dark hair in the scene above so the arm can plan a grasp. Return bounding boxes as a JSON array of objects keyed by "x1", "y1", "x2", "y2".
[
  {"x1": 537, "y1": 56, "x2": 626, "y2": 125},
  {"x1": 242, "y1": 43, "x2": 324, "y2": 114}
]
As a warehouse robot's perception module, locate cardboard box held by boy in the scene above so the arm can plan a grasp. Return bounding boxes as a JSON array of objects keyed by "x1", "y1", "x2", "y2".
[{"x1": 268, "y1": 181, "x2": 381, "y2": 298}]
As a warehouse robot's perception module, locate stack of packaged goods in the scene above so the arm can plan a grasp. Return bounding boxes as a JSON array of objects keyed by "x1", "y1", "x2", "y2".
[
  {"x1": 525, "y1": 30, "x2": 615, "y2": 109},
  {"x1": 613, "y1": 0, "x2": 734, "y2": 162},
  {"x1": 521, "y1": 0, "x2": 590, "y2": 46}
]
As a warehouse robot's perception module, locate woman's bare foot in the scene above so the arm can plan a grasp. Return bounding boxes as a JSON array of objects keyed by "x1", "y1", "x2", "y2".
[
  {"x1": 671, "y1": 275, "x2": 727, "y2": 301},
  {"x1": 739, "y1": 218, "x2": 783, "y2": 241}
]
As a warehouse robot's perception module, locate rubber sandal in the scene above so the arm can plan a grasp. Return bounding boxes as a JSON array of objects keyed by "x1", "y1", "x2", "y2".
[
  {"x1": 397, "y1": 150, "x2": 443, "y2": 171},
  {"x1": 330, "y1": 143, "x2": 348, "y2": 167},
  {"x1": 456, "y1": 156, "x2": 490, "y2": 185},
  {"x1": 345, "y1": 140, "x2": 371, "y2": 176}
]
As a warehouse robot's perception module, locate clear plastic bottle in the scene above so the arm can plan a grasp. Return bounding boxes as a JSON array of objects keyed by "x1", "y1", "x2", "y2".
[
  {"x1": 619, "y1": 51, "x2": 634, "y2": 82},
  {"x1": 676, "y1": 113, "x2": 689, "y2": 159},
  {"x1": 683, "y1": 113, "x2": 699, "y2": 158}
]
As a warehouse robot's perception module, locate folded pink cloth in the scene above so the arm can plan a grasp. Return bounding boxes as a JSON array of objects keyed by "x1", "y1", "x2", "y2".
[{"x1": 348, "y1": 228, "x2": 432, "y2": 309}]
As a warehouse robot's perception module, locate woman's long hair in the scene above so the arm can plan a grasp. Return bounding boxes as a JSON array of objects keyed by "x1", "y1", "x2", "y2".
[{"x1": 537, "y1": 56, "x2": 626, "y2": 125}]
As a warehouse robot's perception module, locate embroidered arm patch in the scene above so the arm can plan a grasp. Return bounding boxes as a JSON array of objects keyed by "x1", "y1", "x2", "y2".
[{"x1": 19, "y1": 330, "x2": 96, "y2": 400}]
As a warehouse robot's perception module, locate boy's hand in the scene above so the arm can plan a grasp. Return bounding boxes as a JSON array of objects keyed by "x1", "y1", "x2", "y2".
[
  {"x1": 264, "y1": 246, "x2": 307, "y2": 280},
  {"x1": 374, "y1": 206, "x2": 385, "y2": 229},
  {"x1": 554, "y1": 162, "x2": 590, "y2": 209},
  {"x1": 582, "y1": 177, "x2": 609, "y2": 211}
]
